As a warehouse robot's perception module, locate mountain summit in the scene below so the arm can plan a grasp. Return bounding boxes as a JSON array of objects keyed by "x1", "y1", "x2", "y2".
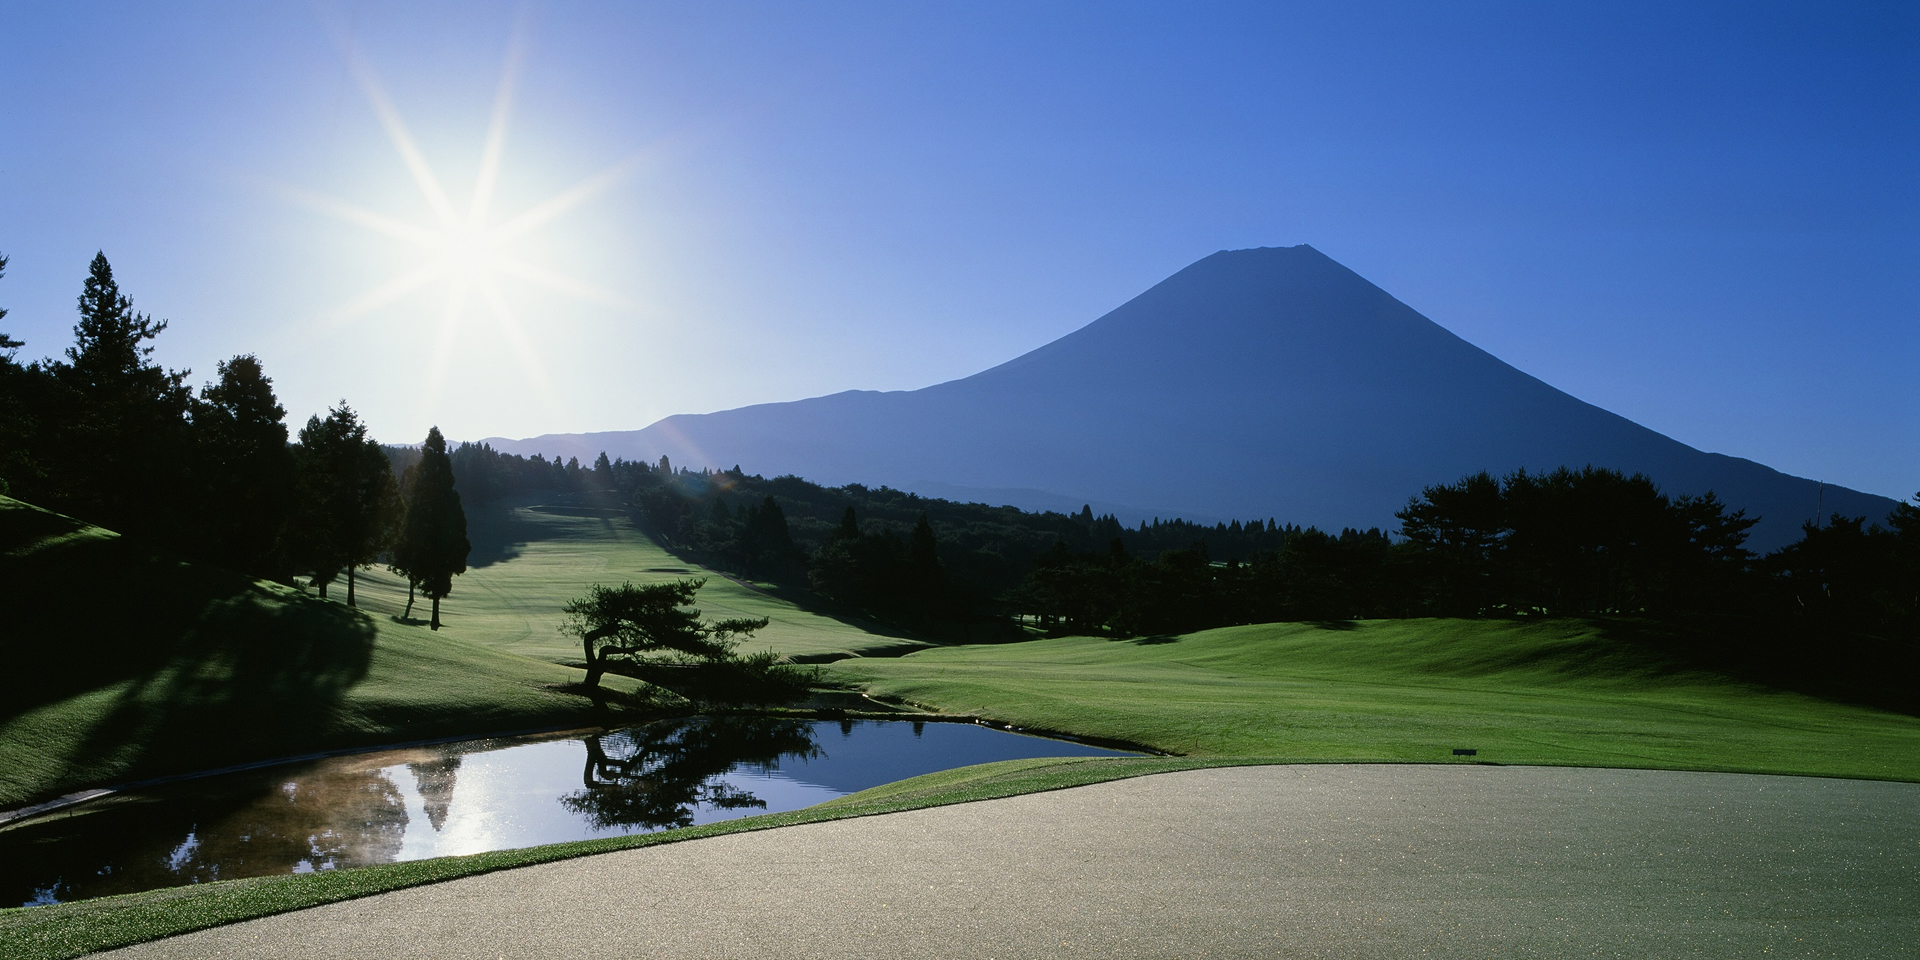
[{"x1": 491, "y1": 245, "x2": 1893, "y2": 548}]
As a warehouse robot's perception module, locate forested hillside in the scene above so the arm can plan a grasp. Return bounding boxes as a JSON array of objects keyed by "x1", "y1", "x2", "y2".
[{"x1": 425, "y1": 440, "x2": 1920, "y2": 702}]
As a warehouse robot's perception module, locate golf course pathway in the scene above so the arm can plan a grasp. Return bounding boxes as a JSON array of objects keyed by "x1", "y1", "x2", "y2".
[{"x1": 105, "y1": 765, "x2": 1920, "y2": 958}]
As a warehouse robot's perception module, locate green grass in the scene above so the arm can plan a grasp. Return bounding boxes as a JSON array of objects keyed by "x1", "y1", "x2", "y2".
[
  {"x1": 10, "y1": 496, "x2": 1920, "y2": 956},
  {"x1": 823, "y1": 619, "x2": 1920, "y2": 781},
  {"x1": 0, "y1": 496, "x2": 676, "y2": 810},
  {"x1": 0, "y1": 495, "x2": 906, "y2": 810},
  {"x1": 0, "y1": 755, "x2": 1217, "y2": 960},
  {"x1": 343, "y1": 500, "x2": 926, "y2": 664}
]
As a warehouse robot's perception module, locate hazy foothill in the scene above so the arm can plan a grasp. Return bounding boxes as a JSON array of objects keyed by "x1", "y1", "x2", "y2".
[{"x1": 1, "y1": 246, "x2": 1918, "y2": 959}]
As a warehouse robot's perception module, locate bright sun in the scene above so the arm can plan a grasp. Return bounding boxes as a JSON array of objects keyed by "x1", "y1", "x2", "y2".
[{"x1": 285, "y1": 17, "x2": 634, "y2": 403}]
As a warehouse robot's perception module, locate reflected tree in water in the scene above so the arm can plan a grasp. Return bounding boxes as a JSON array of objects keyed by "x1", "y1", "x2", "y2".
[
  {"x1": 134, "y1": 767, "x2": 410, "y2": 883},
  {"x1": 407, "y1": 756, "x2": 462, "y2": 832},
  {"x1": 559, "y1": 717, "x2": 819, "y2": 830},
  {"x1": 0, "y1": 765, "x2": 410, "y2": 905}
]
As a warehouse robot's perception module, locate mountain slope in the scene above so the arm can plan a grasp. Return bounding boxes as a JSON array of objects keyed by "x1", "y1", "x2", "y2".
[{"x1": 492, "y1": 246, "x2": 1895, "y2": 548}]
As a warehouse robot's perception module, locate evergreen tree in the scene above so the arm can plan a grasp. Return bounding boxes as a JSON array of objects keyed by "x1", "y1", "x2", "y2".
[
  {"x1": 40, "y1": 253, "x2": 193, "y2": 538},
  {"x1": 395, "y1": 426, "x2": 470, "y2": 629},
  {"x1": 193, "y1": 355, "x2": 295, "y2": 579},
  {"x1": 1396, "y1": 471, "x2": 1505, "y2": 615},
  {"x1": 0, "y1": 252, "x2": 34, "y2": 497},
  {"x1": 735, "y1": 495, "x2": 802, "y2": 578},
  {"x1": 390, "y1": 462, "x2": 422, "y2": 618},
  {"x1": 1889, "y1": 493, "x2": 1920, "y2": 636},
  {"x1": 908, "y1": 512, "x2": 943, "y2": 607},
  {"x1": 562, "y1": 578, "x2": 767, "y2": 690},
  {"x1": 0, "y1": 252, "x2": 17, "y2": 358},
  {"x1": 834, "y1": 506, "x2": 860, "y2": 542},
  {"x1": 290, "y1": 402, "x2": 398, "y2": 605}
]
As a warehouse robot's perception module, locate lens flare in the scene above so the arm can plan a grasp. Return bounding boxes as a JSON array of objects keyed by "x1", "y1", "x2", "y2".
[{"x1": 287, "y1": 10, "x2": 638, "y2": 409}]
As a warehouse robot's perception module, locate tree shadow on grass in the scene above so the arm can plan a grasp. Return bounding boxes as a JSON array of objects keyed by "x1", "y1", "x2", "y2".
[
  {"x1": 1588, "y1": 616, "x2": 1920, "y2": 717},
  {"x1": 0, "y1": 500, "x2": 376, "y2": 804},
  {"x1": 1403, "y1": 613, "x2": 1920, "y2": 718},
  {"x1": 461, "y1": 500, "x2": 532, "y2": 569}
]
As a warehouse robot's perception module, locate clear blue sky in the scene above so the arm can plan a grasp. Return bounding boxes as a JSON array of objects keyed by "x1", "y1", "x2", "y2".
[{"x1": 1, "y1": 1, "x2": 1913, "y2": 497}]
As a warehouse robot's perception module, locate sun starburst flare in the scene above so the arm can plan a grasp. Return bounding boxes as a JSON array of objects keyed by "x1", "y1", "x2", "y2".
[{"x1": 282, "y1": 11, "x2": 641, "y2": 408}]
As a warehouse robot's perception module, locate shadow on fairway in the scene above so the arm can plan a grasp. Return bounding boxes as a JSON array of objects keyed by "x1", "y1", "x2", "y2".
[
  {"x1": 1590, "y1": 616, "x2": 1920, "y2": 717},
  {"x1": 462, "y1": 501, "x2": 532, "y2": 569},
  {"x1": 1388, "y1": 613, "x2": 1920, "y2": 718},
  {"x1": 0, "y1": 499, "x2": 376, "y2": 798}
]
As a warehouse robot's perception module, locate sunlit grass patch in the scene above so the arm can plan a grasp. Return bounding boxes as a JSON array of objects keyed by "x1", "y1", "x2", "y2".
[{"x1": 825, "y1": 619, "x2": 1920, "y2": 781}]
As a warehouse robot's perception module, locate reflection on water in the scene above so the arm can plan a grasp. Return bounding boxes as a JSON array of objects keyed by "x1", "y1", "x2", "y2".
[
  {"x1": 1, "y1": 718, "x2": 1130, "y2": 906},
  {"x1": 408, "y1": 756, "x2": 461, "y2": 833},
  {"x1": 564, "y1": 718, "x2": 819, "y2": 831}
]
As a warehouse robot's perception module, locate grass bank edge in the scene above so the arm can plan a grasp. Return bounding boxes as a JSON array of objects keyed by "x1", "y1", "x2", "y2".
[
  {"x1": 824, "y1": 619, "x2": 1920, "y2": 782},
  {"x1": 0, "y1": 755, "x2": 1244, "y2": 960}
]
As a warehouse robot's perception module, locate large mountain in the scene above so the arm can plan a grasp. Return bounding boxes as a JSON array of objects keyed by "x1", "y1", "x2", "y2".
[{"x1": 489, "y1": 245, "x2": 1895, "y2": 549}]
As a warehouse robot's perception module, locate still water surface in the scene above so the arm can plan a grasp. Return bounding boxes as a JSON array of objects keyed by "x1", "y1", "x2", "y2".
[{"x1": 2, "y1": 717, "x2": 1132, "y2": 906}]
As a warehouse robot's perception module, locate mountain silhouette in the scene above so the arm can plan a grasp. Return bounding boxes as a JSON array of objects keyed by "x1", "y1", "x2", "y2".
[{"x1": 489, "y1": 245, "x2": 1894, "y2": 549}]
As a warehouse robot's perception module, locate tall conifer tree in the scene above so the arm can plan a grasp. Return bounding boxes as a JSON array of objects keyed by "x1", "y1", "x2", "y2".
[
  {"x1": 290, "y1": 402, "x2": 397, "y2": 604},
  {"x1": 909, "y1": 512, "x2": 943, "y2": 607},
  {"x1": 45, "y1": 253, "x2": 193, "y2": 537},
  {"x1": 195, "y1": 355, "x2": 295, "y2": 579},
  {"x1": 395, "y1": 426, "x2": 470, "y2": 630},
  {"x1": 0, "y1": 252, "x2": 17, "y2": 356},
  {"x1": 0, "y1": 253, "x2": 30, "y2": 496}
]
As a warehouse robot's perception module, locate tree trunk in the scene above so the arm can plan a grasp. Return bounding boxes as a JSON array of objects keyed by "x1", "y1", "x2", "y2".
[
  {"x1": 317, "y1": 579, "x2": 328, "y2": 600},
  {"x1": 347, "y1": 566, "x2": 357, "y2": 607},
  {"x1": 582, "y1": 626, "x2": 620, "y2": 689},
  {"x1": 431, "y1": 595, "x2": 441, "y2": 630},
  {"x1": 403, "y1": 579, "x2": 416, "y2": 619}
]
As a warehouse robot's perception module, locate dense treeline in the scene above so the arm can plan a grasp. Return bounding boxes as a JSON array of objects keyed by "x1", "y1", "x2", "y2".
[
  {"x1": 0, "y1": 252, "x2": 470, "y2": 624},
  {"x1": 585, "y1": 455, "x2": 1919, "y2": 649}
]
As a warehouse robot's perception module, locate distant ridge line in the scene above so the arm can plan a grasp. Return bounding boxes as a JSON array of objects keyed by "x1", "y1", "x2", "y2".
[{"x1": 482, "y1": 245, "x2": 1897, "y2": 549}]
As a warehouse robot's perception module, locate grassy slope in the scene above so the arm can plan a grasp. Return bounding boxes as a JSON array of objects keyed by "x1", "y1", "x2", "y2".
[
  {"x1": 825, "y1": 619, "x2": 1920, "y2": 781},
  {"x1": 0, "y1": 496, "x2": 672, "y2": 809},
  {"x1": 0, "y1": 495, "x2": 902, "y2": 810},
  {"x1": 343, "y1": 500, "x2": 926, "y2": 664}
]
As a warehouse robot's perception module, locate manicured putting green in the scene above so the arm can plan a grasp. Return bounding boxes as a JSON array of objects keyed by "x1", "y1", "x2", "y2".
[{"x1": 825, "y1": 618, "x2": 1920, "y2": 781}]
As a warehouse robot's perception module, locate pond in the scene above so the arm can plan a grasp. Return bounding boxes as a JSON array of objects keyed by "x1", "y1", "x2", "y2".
[{"x1": 0, "y1": 717, "x2": 1134, "y2": 906}]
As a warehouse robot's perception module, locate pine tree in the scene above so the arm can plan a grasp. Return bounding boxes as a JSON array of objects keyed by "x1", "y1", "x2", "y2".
[
  {"x1": 834, "y1": 506, "x2": 860, "y2": 542},
  {"x1": 391, "y1": 462, "x2": 422, "y2": 618},
  {"x1": 0, "y1": 252, "x2": 31, "y2": 497},
  {"x1": 908, "y1": 512, "x2": 943, "y2": 609},
  {"x1": 395, "y1": 426, "x2": 470, "y2": 629},
  {"x1": 290, "y1": 402, "x2": 398, "y2": 604},
  {"x1": 42, "y1": 253, "x2": 193, "y2": 538},
  {"x1": 194, "y1": 355, "x2": 294, "y2": 579},
  {"x1": 0, "y1": 252, "x2": 18, "y2": 358}
]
